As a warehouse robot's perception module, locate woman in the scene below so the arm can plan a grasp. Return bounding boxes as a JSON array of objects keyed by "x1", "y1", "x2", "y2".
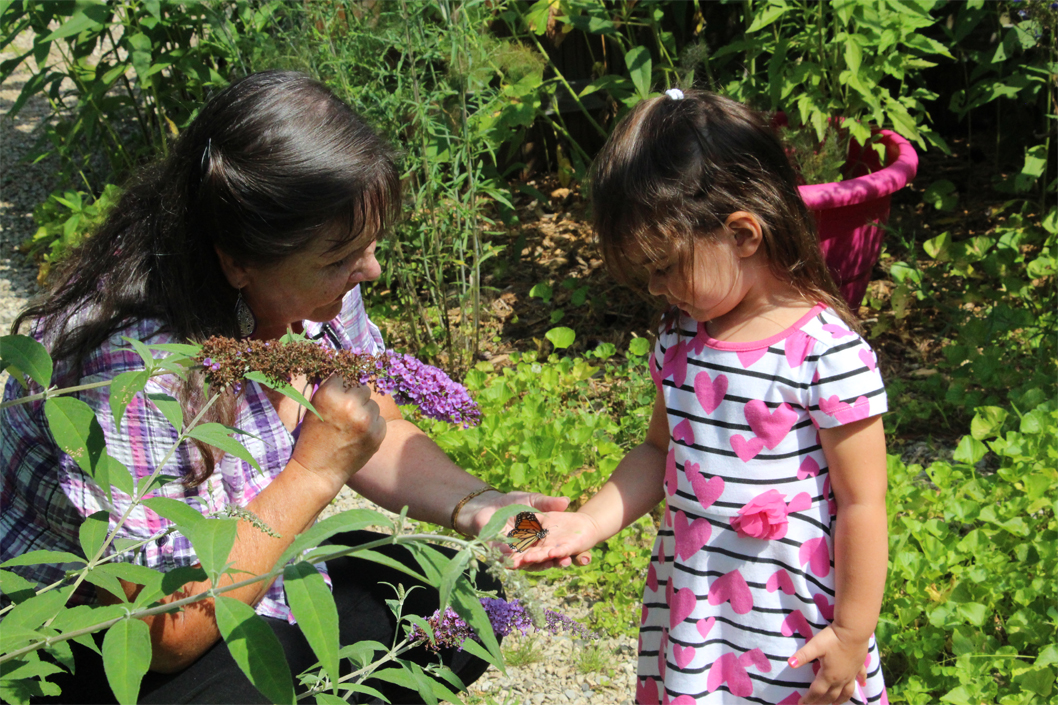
[{"x1": 0, "y1": 71, "x2": 567, "y2": 703}]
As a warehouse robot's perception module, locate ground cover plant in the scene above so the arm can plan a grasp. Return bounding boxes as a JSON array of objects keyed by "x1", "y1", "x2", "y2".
[{"x1": 2, "y1": 0, "x2": 1057, "y2": 702}]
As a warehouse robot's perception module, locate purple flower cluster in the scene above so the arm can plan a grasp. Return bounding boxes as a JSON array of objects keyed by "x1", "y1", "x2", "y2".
[
  {"x1": 194, "y1": 337, "x2": 480, "y2": 427},
  {"x1": 410, "y1": 597, "x2": 596, "y2": 652},
  {"x1": 367, "y1": 352, "x2": 481, "y2": 427}
]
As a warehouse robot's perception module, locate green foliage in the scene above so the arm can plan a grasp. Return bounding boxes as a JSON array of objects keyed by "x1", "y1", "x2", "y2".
[
  {"x1": 23, "y1": 185, "x2": 122, "y2": 284},
  {"x1": 0, "y1": 337, "x2": 501, "y2": 703},
  {"x1": 881, "y1": 403, "x2": 1057, "y2": 703},
  {"x1": 717, "y1": 0, "x2": 952, "y2": 153},
  {"x1": 1, "y1": 0, "x2": 283, "y2": 278},
  {"x1": 877, "y1": 199, "x2": 1056, "y2": 435},
  {"x1": 416, "y1": 341, "x2": 658, "y2": 635}
]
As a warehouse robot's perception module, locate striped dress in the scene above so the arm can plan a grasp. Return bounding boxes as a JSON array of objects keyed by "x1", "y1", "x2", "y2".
[{"x1": 636, "y1": 305, "x2": 889, "y2": 705}]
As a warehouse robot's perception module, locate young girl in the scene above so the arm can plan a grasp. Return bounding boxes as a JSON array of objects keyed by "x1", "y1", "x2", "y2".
[{"x1": 514, "y1": 90, "x2": 889, "y2": 705}]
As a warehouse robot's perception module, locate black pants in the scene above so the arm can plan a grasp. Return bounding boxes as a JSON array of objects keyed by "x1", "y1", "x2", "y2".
[{"x1": 36, "y1": 531, "x2": 500, "y2": 704}]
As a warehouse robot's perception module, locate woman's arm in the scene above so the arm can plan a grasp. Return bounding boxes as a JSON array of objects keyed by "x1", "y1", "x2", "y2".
[
  {"x1": 510, "y1": 392, "x2": 671, "y2": 569},
  {"x1": 346, "y1": 391, "x2": 572, "y2": 535},
  {"x1": 790, "y1": 415, "x2": 888, "y2": 705},
  {"x1": 103, "y1": 376, "x2": 386, "y2": 673}
]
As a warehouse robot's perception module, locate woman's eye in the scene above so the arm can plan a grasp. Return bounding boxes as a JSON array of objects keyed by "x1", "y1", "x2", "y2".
[{"x1": 329, "y1": 255, "x2": 352, "y2": 269}]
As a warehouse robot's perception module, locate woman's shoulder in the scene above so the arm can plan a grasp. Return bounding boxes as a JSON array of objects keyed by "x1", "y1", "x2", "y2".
[{"x1": 67, "y1": 318, "x2": 177, "y2": 383}]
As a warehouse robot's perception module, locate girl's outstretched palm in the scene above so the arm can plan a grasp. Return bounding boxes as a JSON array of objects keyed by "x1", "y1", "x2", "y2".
[{"x1": 508, "y1": 511, "x2": 600, "y2": 571}]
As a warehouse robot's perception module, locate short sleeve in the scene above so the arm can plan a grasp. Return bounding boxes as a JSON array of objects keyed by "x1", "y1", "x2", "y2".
[
  {"x1": 807, "y1": 337, "x2": 887, "y2": 429},
  {"x1": 337, "y1": 285, "x2": 385, "y2": 354}
]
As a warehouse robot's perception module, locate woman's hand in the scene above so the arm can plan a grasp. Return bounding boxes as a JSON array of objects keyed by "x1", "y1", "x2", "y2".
[
  {"x1": 788, "y1": 625, "x2": 869, "y2": 704},
  {"x1": 455, "y1": 490, "x2": 574, "y2": 547},
  {"x1": 290, "y1": 376, "x2": 387, "y2": 494},
  {"x1": 505, "y1": 510, "x2": 602, "y2": 571}
]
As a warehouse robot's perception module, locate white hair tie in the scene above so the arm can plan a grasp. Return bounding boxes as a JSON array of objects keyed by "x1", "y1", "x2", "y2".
[{"x1": 665, "y1": 88, "x2": 684, "y2": 101}]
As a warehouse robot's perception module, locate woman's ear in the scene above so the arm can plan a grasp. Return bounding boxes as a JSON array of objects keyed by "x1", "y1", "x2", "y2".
[
  {"x1": 724, "y1": 211, "x2": 764, "y2": 258},
  {"x1": 214, "y1": 246, "x2": 250, "y2": 290}
]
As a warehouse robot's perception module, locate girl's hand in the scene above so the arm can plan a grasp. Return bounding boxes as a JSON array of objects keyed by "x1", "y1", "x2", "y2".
[
  {"x1": 290, "y1": 376, "x2": 387, "y2": 493},
  {"x1": 506, "y1": 511, "x2": 602, "y2": 571},
  {"x1": 788, "y1": 625, "x2": 869, "y2": 705}
]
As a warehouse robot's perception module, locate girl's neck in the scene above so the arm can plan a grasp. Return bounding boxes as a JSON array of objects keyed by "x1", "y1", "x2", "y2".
[{"x1": 705, "y1": 274, "x2": 814, "y2": 343}]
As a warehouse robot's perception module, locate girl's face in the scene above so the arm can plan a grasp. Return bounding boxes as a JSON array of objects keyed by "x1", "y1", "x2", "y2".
[
  {"x1": 644, "y1": 234, "x2": 748, "y2": 323},
  {"x1": 232, "y1": 228, "x2": 382, "y2": 340}
]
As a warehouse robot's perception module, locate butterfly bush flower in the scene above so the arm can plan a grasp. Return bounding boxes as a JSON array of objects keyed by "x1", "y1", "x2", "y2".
[
  {"x1": 195, "y1": 337, "x2": 480, "y2": 427},
  {"x1": 410, "y1": 597, "x2": 596, "y2": 652}
]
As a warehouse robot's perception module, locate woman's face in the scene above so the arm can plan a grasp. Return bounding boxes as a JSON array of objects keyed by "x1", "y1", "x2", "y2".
[{"x1": 235, "y1": 229, "x2": 382, "y2": 340}]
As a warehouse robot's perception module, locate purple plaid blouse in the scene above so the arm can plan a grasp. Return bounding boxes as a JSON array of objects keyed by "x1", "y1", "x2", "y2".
[{"x1": 1, "y1": 287, "x2": 384, "y2": 622}]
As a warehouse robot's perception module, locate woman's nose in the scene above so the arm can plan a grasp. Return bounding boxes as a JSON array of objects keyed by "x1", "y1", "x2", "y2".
[{"x1": 354, "y1": 253, "x2": 382, "y2": 283}]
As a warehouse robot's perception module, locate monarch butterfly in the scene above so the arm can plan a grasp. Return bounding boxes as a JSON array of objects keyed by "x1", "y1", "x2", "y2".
[{"x1": 507, "y1": 512, "x2": 548, "y2": 552}]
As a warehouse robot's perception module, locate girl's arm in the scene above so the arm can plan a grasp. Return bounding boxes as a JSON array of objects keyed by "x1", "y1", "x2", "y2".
[
  {"x1": 790, "y1": 415, "x2": 888, "y2": 705},
  {"x1": 511, "y1": 392, "x2": 671, "y2": 570}
]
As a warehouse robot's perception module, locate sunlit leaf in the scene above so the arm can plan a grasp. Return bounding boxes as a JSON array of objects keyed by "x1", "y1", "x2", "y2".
[
  {"x1": 102, "y1": 618, "x2": 151, "y2": 705},
  {"x1": 215, "y1": 596, "x2": 294, "y2": 704},
  {"x1": 0, "y1": 334, "x2": 52, "y2": 388},
  {"x1": 283, "y1": 562, "x2": 340, "y2": 689}
]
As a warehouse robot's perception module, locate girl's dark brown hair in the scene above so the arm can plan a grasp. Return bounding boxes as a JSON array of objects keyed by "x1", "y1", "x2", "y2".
[
  {"x1": 14, "y1": 70, "x2": 402, "y2": 484},
  {"x1": 591, "y1": 89, "x2": 857, "y2": 330}
]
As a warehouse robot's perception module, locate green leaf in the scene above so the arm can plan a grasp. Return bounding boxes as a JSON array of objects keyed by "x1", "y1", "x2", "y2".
[
  {"x1": 102, "y1": 618, "x2": 151, "y2": 705},
  {"x1": 747, "y1": 1, "x2": 789, "y2": 32},
  {"x1": 41, "y1": 5, "x2": 109, "y2": 42},
  {"x1": 214, "y1": 595, "x2": 294, "y2": 704},
  {"x1": 106, "y1": 455, "x2": 135, "y2": 497},
  {"x1": 953, "y1": 436, "x2": 987, "y2": 465},
  {"x1": 970, "y1": 406, "x2": 1008, "y2": 440},
  {"x1": 283, "y1": 562, "x2": 340, "y2": 689},
  {"x1": 450, "y1": 585, "x2": 502, "y2": 666},
  {"x1": 159, "y1": 565, "x2": 207, "y2": 598},
  {"x1": 922, "y1": 180, "x2": 958, "y2": 211},
  {"x1": 277, "y1": 509, "x2": 390, "y2": 566},
  {"x1": 0, "y1": 334, "x2": 52, "y2": 388},
  {"x1": 244, "y1": 372, "x2": 319, "y2": 420},
  {"x1": 0, "y1": 570, "x2": 37, "y2": 604},
  {"x1": 545, "y1": 327, "x2": 575, "y2": 350},
  {"x1": 108, "y1": 370, "x2": 148, "y2": 431},
  {"x1": 624, "y1": 45, "x2": 651, "y2": 100},
  {"x1": 145, "y1": 392, "x2": 184, "y2": 433},
  {"x1": 628, "y1": 337, "x2": 651, "y2": 356},
  {"x1": 182, "y1": 518, "x2": 238, "y2": 580},
  {"x1": 438, "y1": 549, "x2": 472, "y2": 613},
  {"x1": 120, "y1": 337, "x2": 156, "y2": 373},
  {"x1": 186, "y1": 423, "x2": 262, "y2": 474},
  {"x1": 528, "y1": 282, "x2": 552, "y2": 303},
  {"x1": 78, "y1": 511, "x2": 111, "y2": 562},
  {"x1": 480, "y1": 504, "x2": 532, "y2": 543},
  {"x1": 3, "y1": 588, "x2": 71, "y2": 630},
  {"x1": 44, "y1": 396, "x2": 107, "y2": 478},
  {"x1": 141, "y1": 498, "x2": 203, "y2": 533},
  {"x1": 922, "y1": 231, "x2": 952, "y2": 261},
  {"x1": 1, "y1": 549, "x2": 86, "y2": 569}
]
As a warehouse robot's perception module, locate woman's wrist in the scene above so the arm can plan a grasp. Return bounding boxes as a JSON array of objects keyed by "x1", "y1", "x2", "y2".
[{"x1": 451, "y1": 486, "x2": 502, "y2": 537}]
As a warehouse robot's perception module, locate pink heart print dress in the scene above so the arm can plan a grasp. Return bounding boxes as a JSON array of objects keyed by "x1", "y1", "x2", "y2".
[{"x1": 636, "y1": 305, "x2": 889, "y2": 704}]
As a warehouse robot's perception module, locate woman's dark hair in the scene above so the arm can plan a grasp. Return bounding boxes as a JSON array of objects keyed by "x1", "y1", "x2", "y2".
[
  {"x1": 15, "y1": 69, "x2": 402, "y2": 365},
  {"x1": 13, "y1": 70, "x2": 401, "y2": 484},
  {"x1": 591, "y1": 89, "x2": 857, "y2": 329}
]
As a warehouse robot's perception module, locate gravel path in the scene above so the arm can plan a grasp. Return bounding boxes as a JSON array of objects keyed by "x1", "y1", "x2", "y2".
[{"x1": 0, "y1": 35, "x2": 637, "y2": 704}]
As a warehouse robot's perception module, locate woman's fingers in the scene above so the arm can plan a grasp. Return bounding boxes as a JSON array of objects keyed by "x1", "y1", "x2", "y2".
[{"x1": 292, "y1": 376, "x2": 387, "y2": 488}]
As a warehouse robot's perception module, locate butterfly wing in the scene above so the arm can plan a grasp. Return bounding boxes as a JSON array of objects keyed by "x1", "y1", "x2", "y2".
[{"x1": 507, "y1": 512, "x2": 548, "y2": 553}]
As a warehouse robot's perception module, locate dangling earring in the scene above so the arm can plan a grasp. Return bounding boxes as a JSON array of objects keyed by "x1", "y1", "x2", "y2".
[{"x1": 235, "y1": 290, "x2": 257, "y2": 338}]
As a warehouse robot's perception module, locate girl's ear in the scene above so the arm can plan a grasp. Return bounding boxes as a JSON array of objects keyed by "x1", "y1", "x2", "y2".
[
  {"x1": 724, "y1": 211, "x2": 764, "y2": 259},
  {"x1": 214, "y1": 246, "x2": 250, "y2": 290}
]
